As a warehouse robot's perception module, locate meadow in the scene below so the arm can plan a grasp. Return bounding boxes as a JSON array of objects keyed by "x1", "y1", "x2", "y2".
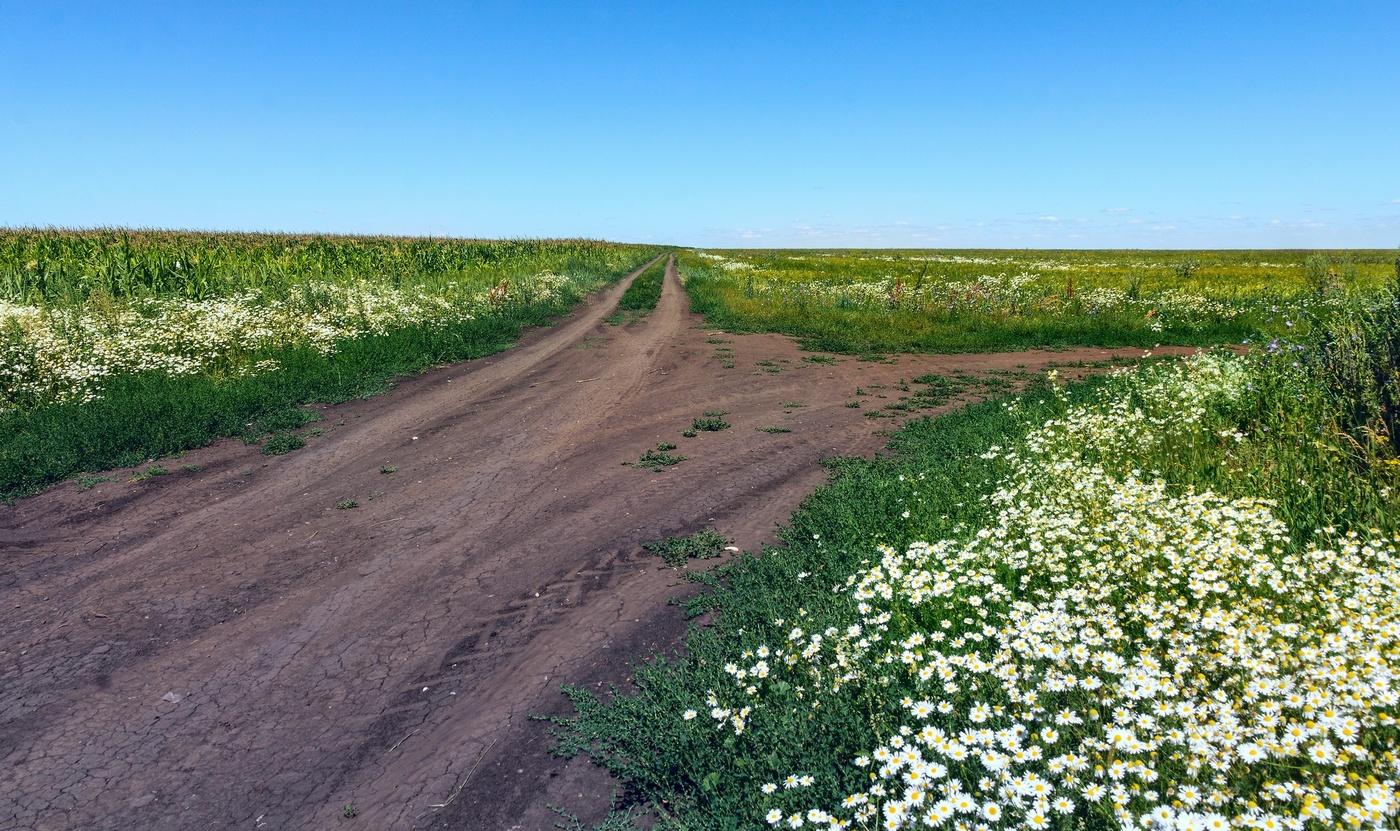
[
  {"x1": 679, "y1": 249, "x2": 1396, "y2": 353},
  {"x1": 557, "y1": 261, "x2": 1400, "y2": 830},
  {"x1": 0, "y1": 229, "x2": 659, "y2": 497}
]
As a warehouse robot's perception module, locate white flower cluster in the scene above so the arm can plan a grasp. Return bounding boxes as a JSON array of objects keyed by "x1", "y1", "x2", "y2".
[
  {"x1": 0, "y1": 272, "x2": 573, "y2": 411},
  {"x1": 696, "y1": 355, "x2": 1400, "y2": 830}
]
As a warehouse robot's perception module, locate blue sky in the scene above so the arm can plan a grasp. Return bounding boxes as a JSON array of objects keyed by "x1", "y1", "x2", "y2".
[{"x1": 3, "y1": 1, "x2": 1397, "y2": 248}]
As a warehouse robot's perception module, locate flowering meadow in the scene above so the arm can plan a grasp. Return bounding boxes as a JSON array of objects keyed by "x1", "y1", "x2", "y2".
[
  {"x1": 679, "y1": 250, "x2": 1396, "y2": 353},
  {"x1": 556, "y1": 284, "x2": 1400, "y2": 830},
  {"x1": 0, "y1": 230, "x2": 657, "y2": 497}
]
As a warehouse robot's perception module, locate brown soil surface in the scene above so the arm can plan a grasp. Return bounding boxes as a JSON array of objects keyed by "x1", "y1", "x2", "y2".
[{"x1": 0, "y1": 256, "x2": 1193, "y2": 830}]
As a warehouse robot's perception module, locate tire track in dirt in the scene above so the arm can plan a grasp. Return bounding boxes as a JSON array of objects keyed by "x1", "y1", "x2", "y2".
[{"x1": 0, "y1": 255, "x2": 1194, "y2": 830}]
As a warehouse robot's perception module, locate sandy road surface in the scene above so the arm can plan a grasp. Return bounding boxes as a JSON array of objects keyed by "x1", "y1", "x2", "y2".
[{"x1": 1, "y1": 256, "x2": 1188, "y2": 829}]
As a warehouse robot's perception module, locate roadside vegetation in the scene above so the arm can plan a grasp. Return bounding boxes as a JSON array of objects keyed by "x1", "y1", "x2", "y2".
[
  {"x1": 679, "y1": 249, "x2": 1396, "y2": 353},
  {"x1": 555, "y1": 275, "x2": 1400, "y2": 830},
  {"x1": 0, "y1": 229, "x2": 659, "y2": 498}
]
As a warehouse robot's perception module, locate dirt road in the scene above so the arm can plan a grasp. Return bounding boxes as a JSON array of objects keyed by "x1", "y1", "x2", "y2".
[{"x1": 1, "y1": 257, "x2": 1186, "y2": 830}]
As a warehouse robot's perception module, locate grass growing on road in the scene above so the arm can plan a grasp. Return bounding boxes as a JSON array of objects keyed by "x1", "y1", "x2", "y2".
[
  {"x1": 627, "y1": 445, "x2": 687, "y2": 472},
  {"x1": 644, "y1": 529, "x2": 730, "y2": 568},
  {"x1": 691, "y1": 412, "x2": 730, "y2": 432},
  {"x1": 608, "y1": 256, "x2": 668, "y2": 325}
]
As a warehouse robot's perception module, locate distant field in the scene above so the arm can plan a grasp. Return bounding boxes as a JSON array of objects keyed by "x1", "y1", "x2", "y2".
[
  {"x1": 0, "y1": 229, "x2": 658, "y2": 497},
  {"x1": 680, "y1": 248, "x2": 1398, "y2": 352}
]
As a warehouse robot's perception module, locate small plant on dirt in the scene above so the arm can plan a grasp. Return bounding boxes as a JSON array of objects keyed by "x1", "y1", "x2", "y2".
[
  {"x1": 644, "y1": 528, "x2": 730, "y2": 567},
  {"x1": 691, "y1": 413, "x2": 730, "y2": 431},
  {"x1": 75, "y1": 474, "x2": 111, "y2": 490},
  {"x1": 681, "y1": 429, "x2": 698, "y2": 438},
  {"x1": 335, "y1": 499, "x2": 358, "y2": 510},
  {"x1": 627, "y1": 448, "x2": 686, "y2": 471},
  {"x1": 129, "y1": 466, "x2": 168, "y2": 482},
  {"x1": 180, "y1": 464, "x2": 203, "y2": 473},
  {"x1": 845, "y1": 400, "x2": 861, "y2": 408},
  {"x1": 755, "y1": 360, "x2": 782, "y2": 374},
  {"x1": 379, "y1": 464, "x2": 398, "y2": 474},
  {"x1": 656, "y1": 442, "x2": 677, "y2": 451},
  {"x1": 262, "y1": 432, "x2": 306, "y2": 456},
  {"x1": 781, "y1": 401, "x2": 806, "y2": 408},
  {"x1": 757, "y1": 425, "x2": 792, "y2": 433},
  {"x1": 803, "y1": 354, "x2": 838, "y2": 365}
]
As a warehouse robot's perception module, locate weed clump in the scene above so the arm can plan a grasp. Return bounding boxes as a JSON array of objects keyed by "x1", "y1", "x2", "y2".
[
  {"x1": 691, "y1": 411, "x2": 730, "y2": 431},
  {"x1": 262, "y1": 432, "x2": 306, "y2": 456},
  {"x1": 627, "y1": 445, "x2": 687, "y2": 471},
  {"x1": 643, "y1": 528, "x2": 730, "y2": 567}
]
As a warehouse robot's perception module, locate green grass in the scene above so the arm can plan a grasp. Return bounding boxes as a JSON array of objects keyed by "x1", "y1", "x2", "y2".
[
  {"x1": 129, "y1": 466, "x2": 168, "y2": 482},
  {"x1": 74, "y1": 474, "x2": 110, "y2": 490},
  {"x1": 680, "y1": 249, "x2": 1399, "y2": 354},
  {"x1": 610, "y1": 256, "x2": 668, "y2": 324},
  {"x1": 548, "y1": 290, "x2": 1400, "y2": 827}
]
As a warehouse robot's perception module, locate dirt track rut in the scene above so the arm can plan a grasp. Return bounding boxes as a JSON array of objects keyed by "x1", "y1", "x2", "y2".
[{"x1": 1, "y1": 257, "x2": 1190, "y2": 829}]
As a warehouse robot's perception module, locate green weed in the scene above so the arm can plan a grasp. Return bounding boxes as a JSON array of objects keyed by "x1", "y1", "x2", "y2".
[
  {"x1": 691, "y1": 414, "x2": 730, "y2": 431},
  {"x1": 628, "y1": 447, "x2": 687, "y2": 471},
  {"x1": 262, "y1": 432, "x2": 306, "y2": 456},
  {"x1": 129, "y1": 466, "x2": 168, "y2": 482},
  {"x1": 643, "y1": 528, "x2": 730, "y2": 567}
]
